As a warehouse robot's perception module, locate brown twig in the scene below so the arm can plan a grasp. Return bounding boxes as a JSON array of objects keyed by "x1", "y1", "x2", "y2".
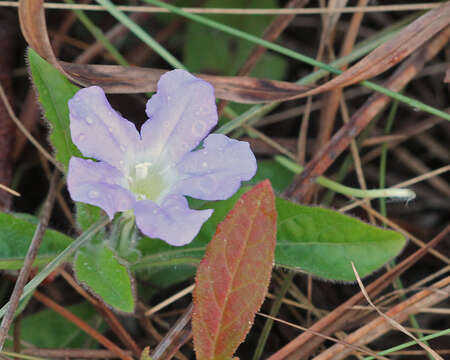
[
  {"x1": 0, "y1": 10, "x2": 17, "y2": 211},
  {"x1": 151, "y1": 303, "x2": 193, "y2": 360},
  {"x1": 14, "y1": 1, "x2": 83, "y2": 161},
  {"x1": 286, "y1": 27, "x2": 450, "y2": 202},
  {"x1": 217, "y1": 0, "x2": 309, "y2": 115},
  {"x1": 267, "y1": 224, "x2": 450, "y2": 359},
  {"x1": 32, "y1": 290, "x2": 133, "y2": 360},
  {"x1": 0, "y1": 170, "x2": 59, "y2": 350},
  {"x1": 77, "y1": 11, "x2": 150, "y2": 64},
  {"x1": 59, "y1": 269, "x2": 141, "y2": 357},
  {"x1": 258, "y1": 312, "x2": 389, "y2": 360},
  {"x1": 312, "y1": 274, "x2": 449, "y2": 360},
  {"x1": 316, "y1": 0, "x2": 369, "y2": 150},
  {"x1": 0, "y1": 83, "x2": 64, "y2": 172},
  {"x1": 21, "y1": 348, "x2": 133, "y2": 359},
  {"x1": 237, "y1": 0, "x2": 309, "y2": 76},
  {"x1": 392, "y1": 146, "x2": 450, "y2": 196}
]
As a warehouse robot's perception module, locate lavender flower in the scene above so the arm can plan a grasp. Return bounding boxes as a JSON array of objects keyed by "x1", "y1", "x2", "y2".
[{"x1": 67, "y1": 70, "x2": 256, "y2": 246}]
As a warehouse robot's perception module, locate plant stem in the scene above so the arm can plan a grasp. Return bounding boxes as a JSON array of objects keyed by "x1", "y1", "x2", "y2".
[{"x1": 275, "y1": 155, "x2": 415, "y2": 201}]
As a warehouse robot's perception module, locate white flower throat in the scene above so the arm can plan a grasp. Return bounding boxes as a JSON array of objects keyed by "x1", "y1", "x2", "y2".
[{"x1": 127, "y1": 161, "x2": 170, "y2": 202}]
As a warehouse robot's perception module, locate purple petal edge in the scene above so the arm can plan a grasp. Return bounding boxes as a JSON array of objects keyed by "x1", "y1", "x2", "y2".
[{"x1": 134, "y1": 195, "x2": 213, "y2": 246}]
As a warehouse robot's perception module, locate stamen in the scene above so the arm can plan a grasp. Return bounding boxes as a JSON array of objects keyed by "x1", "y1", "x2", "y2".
[{"x1": 135, "y1": 162, "x2": 152, "y2": 179}]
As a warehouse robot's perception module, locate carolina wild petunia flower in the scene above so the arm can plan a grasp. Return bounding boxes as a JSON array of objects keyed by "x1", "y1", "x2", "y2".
[{"x1": 67, "y1": 69, "x2": 256, "y2": 246}]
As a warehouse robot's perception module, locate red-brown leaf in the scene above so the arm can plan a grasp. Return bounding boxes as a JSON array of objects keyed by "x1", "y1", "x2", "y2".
[{"x1": 192, "y1": 181, "x2": 277, "y2": 360}]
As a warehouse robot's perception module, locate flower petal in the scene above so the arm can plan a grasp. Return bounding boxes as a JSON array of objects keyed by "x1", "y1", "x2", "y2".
[
  {"x1": 140, "y1": 70, "x2": 218, "y2": 165},
  {"x1": 69, "y1": 86, "x2": 140, "y2": 170},
  {"x1": 67, "y1": 157, "x2": 135, "y2": 219},
  {"x1": 134, "y1": 195, "x2": 213, "y2": 246},
  {"x1": 172, "y1": 134, "x2": 257, "y2": 200}
]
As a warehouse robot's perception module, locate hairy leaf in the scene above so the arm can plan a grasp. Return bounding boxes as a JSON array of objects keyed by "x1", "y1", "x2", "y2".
[
  {"x1": 275, "y1": 198, "x2": 407, "y2": 280},
  {"x1": 28, "y1": 49, "x2": 102, "y2": 230},
  {"x1": 28, "y1": 48, "x2": 81, "y2": 171},
  {"x1": 248, "y1": 159, "x2": 295, "y2": 193},
  {"x1": 0, "y1": 212, "x2": 72, "y2": 270},
  {"x1": 192, "y1": 181, "x2": 277, "y2": 360},
  {"x1": 135, "y1": 191, "x2": 406, "y2": 281},
  {"x1": 74, "y1": 243, "x2": 134, "y2": 313}
]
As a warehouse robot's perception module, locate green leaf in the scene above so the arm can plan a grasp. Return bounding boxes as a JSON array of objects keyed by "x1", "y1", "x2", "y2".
[
  {"x1": 5, "y1": 303, "x2": 99, "y2": 349},
  {"x1": 247, "y1": 159, "x2": 295, "y2": 193},
  {"x1": 28, "y1": 48, "x2": 81, "y2": 171},
  {"x1": 76, "y1": 202, "x2": 104, "y2": 233},
  {"x1": 28, "y1": 48, "x2": 103, "y2": 231},
  {"x1": 0, "y1": 212, "x2": 73, "y2": 270},
  {"x1": 275, "y1": 198, "x2": 407, "y2": 281},
  {"x1": 74, "y1": 243, "x2": 135, "y2": 313},
  {"x1": 134, "y1": 192, "x2": 406, "y2": 282}
]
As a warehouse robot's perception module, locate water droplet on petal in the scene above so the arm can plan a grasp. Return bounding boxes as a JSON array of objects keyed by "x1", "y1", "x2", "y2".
[
  {"x1": 192, "y1": 121, "x2": 206, "y2": 136},
  {"x1": 88, "y1": 190, "x2": 99, "y2": 199},
  {"x1": 78, "y1": 134, "x2": 86, "y2": 141},
  {"x1": 86, "y1": 116, "x2": 94, "y2": 124},
  {"x1": 108, "y1": 127, "x2": 113, "y2": 133},
  {"x1": 202, "y1": 162, "x2": 207, "y2": 167}
]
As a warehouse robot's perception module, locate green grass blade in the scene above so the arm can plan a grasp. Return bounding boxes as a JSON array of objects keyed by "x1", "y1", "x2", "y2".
[
  {"x1": 64, "y1": 0, "x2": 128, "y2": 66},
  {"x1": 144, "y1": 0, "x2": 449, "y2": 121},
  {"x1": 94, "y1": 0, "x2": 185, "y2": 69}
]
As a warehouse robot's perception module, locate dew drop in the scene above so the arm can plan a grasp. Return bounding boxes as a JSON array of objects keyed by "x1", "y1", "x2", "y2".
[
  {"x1": 86, "y1": 116, "x2": 94, "y2": 124},
  {"x1": 88, "y1": 190, "x2": 99, "y2": 199},
  {"x1": 202, "y1": 162, "x2": 207, "y2": 167},
  {"x1": 108, "y1": 127, "x2": 113, "y2": 133},
  {"x1": 192, "y1": 121, "x2": 206, "y2": 136}
]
